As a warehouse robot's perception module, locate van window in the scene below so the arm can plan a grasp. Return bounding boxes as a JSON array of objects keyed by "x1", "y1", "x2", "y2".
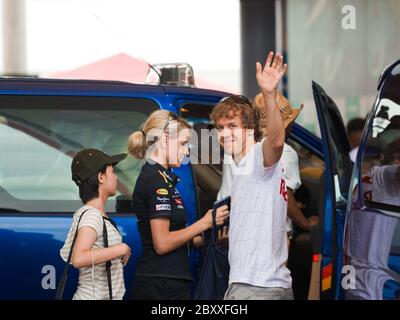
[
  {"x1": 181, "y1": 102, "x2": 223, "y2": 169},
  {"x1": 360, "y1": 77, "x2": 400, "y2": 215},
  {"x1": 180, "y1": 102, "x2": 223, "y2": 216},
  {"x1": 0, "y1": 95, "x2": 159, "y2": 213},
  {"x1": 344, "y1": 73, "x2": 400, "y2": 300}
]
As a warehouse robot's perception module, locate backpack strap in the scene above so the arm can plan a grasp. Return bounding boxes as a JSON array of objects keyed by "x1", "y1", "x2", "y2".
[
  {"x1": 102, "y1": 218, "x2": 113, "y2": 300},
  {"x1": 103, "y1": 216, "x2": 120, "y2": 234},
  {"x1": 55, "y1": 209, "x2": 90, "y2": 300},
  {"x1": 211, "y1": 208, "x2": 218, "y2": 243}
]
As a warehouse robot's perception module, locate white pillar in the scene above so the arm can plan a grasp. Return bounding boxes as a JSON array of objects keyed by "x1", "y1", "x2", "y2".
[{"x1": 2, "y1": 0, "x2": 26, "y2": 75}]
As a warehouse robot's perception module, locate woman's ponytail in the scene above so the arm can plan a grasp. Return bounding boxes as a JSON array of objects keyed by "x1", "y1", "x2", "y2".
[{"x1": 128, "y1": 130, "x2": 147, "y2": 160}]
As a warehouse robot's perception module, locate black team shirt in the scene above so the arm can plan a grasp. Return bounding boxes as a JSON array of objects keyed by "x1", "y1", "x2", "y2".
[{"x1": 132, "y1": 161, "x2": 192, "y2": 280}]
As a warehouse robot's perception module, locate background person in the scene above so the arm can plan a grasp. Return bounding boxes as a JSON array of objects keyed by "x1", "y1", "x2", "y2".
[{"x1": 347, "y1": 117, "x2": 366, "y2": 162}]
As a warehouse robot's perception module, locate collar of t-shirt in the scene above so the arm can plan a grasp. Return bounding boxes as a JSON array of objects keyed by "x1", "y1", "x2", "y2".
[
  {"x1": 223, "y1": 140, "x2": 258, "y2": 174},
  {"x1": 81, "y1": 205, "x2": 121, "y2": 235},
  {"x1": 144, "y1": 161, "x2": 180, "y2": 187}
]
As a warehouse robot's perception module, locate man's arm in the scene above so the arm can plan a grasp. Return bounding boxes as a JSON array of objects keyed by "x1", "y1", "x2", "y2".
[
  {"x1": 256, "y1": 52, "x2": 287, "y2": 168},
  {"x1": 287, "y1": 188, "x2": 319, "y2": 231}
]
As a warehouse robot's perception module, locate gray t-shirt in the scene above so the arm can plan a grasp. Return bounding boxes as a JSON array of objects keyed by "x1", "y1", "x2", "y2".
[{"x1": 60, "y1": 205, "x2": 125, "y2": 300}]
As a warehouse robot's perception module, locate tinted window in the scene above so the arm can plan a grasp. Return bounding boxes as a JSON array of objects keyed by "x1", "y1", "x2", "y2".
[
  {"x1": 344, "y1": 67, "x2": 400, "y2": 300},
  {"x1": 360, "y1": 72, "x2": 400, "y2": 214},
  {"x1": 180, "y1": 102, "x2": 223, "y2": 170},
  {"x1": 0, "y1": 95, "x2": 159, "y2": 213}
]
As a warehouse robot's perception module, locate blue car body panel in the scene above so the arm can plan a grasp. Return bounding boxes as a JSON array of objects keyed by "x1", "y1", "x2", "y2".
[{"x1": 0, "y1": 214, "x2": 141, "y2": 299}]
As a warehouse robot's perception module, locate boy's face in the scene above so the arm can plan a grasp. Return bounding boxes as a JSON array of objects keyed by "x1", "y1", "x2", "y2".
[{"x1": 215, "y1": 115, "x2": 248, "y2": 158}]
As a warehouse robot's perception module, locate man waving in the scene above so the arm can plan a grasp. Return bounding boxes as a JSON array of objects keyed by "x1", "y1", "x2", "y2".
[{"x1": 211, "y1": 52, "x2": 292, "y2": 300}]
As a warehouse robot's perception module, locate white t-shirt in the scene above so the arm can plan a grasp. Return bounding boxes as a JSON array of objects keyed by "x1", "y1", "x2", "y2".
[
  {"x1": 227, "y1": 140, "x2": 292, "y2": 288},
  {"x1": 349, "y1": 147, "x2": 359, "y2": 163},
  {"x1": 217, "y1": 155, "x2": 235, "y2": 201},
  {"x1": 346, "y1": 165, "x2": 400, "y2": 299},
  {"x1": 282, "y1": 143, "x2": 302, "y2": 234},
  {"x1": 219, "y1": 143, "x2": 301, "y2": 234},
  {"x1": 60, "y1": 205, "x2": 126, "y2": 300}
]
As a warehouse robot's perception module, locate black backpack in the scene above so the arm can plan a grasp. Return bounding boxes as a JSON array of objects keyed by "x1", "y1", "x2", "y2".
[{"x1": 194, "y1": 209, "x2": 230, "y2": 300}]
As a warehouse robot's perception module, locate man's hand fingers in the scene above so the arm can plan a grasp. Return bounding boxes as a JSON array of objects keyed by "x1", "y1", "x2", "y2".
[
  {"x1": 275, "y1": 54, "x2": 281, "y2": 72},
  {"x1": 277, "y1": 54, "x2": 284, "y2": 72},
  {"x1": 272, "y1": 53, "x2": 280, "y2": 69},
  {"x1": 266, "y1": 51, "x2": 274, "y2": 68},
  {"x1": 256, "y1": 61, "x2": 262, "y2": 77},
  {"x1": 271, "y1": 53, "x2": 277, "y2": 69}
]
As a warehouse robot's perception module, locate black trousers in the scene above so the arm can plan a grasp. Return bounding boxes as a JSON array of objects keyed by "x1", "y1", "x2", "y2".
[{"x1": 132, "y1": 276, "x2": 191, "y2": 300}]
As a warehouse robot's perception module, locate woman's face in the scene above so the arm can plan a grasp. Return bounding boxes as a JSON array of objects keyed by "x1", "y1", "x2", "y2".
[
  {"x1": 166, "y1": 128, "x2": 191, "y2": 168},
  {"x1": 100, "y1": 165, "x2": 118, "y2": 196}
]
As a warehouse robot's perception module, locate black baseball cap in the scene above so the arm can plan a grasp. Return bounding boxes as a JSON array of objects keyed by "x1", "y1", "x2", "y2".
[{"x1": 71, "y1": 148, "x2": 127, "y2": 186}]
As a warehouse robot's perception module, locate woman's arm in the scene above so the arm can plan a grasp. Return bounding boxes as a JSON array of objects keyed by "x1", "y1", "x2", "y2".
[
  {"x1": 150, "y1": 205, "x2": 229, "y2": 255},
  {"x1": 71, "y1": 226, "x2": 130, "y2": 268}
]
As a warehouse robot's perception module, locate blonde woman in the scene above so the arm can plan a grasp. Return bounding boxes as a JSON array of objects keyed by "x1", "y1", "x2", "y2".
[{"x1": 128, "y1": 110, "x2": 229, "y2": 300}]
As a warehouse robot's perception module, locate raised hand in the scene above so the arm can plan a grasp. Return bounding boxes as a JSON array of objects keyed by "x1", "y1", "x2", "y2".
[{"x1": 256, "y1": 51, "x2": 288, "y2": 95}]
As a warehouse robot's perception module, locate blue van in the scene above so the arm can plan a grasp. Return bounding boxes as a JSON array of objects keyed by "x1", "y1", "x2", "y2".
[{"x1": 0, "y1": 60, "x2": 398, "y2": 300}]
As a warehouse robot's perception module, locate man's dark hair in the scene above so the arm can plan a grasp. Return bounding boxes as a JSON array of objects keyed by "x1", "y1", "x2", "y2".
[
  {"x1": 78, "y1": 165, "x2": 108, "y2": 203},
  {"x1": 347, "y1": 118, "x2": 366, "y2": 135}
]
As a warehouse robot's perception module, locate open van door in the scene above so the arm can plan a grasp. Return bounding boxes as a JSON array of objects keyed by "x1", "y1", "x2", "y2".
[
  {"x1": 309, "y1": 82, "x2": 353, "y2": 300},
  {"x1": 343, "y1": 60, "x2": 400, "y2": 300}
]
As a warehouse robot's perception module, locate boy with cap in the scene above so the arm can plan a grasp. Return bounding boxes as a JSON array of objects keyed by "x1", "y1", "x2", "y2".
[{"x1": 60, "y1": 149, "x2": 131, "y2": 300}]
